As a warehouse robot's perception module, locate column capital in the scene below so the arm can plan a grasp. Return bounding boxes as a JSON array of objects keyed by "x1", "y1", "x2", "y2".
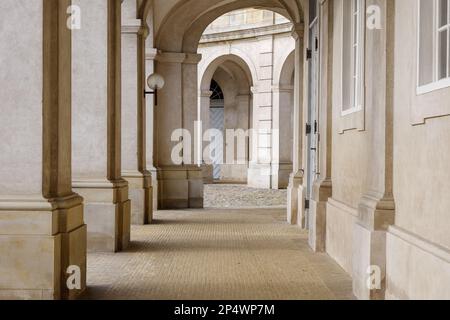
[
  {"x1": 250, "y1": 86, "x2": 259, "y2": 94},
  {"x1": 200, "y1": 90, "x2": 213, "y2": 98},
  {"x1": 155, "y1": 51, "x2": 187, "y2": 63},
  {"x1": 145, "y1": 48, "x2": 158, "y2": 60},
  {"x1": 122, "y1": 19, "x2": 142, "y2": 34},
  {"x1": 184, "y1": 53, "x2": 202, "y2": 65},
  {"x1": 291, "y1": 23, "x2": 305, "y2": 40},
  {"x1": 155, "y1": 51, "x2": 202, "y2": 64},
  {"x1": 272, "y1": 84, "x2": 294, "y2": 93}
]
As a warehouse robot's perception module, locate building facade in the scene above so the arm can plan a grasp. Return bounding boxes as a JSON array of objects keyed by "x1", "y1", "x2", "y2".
[
  {"x1": 0, "y1": 0, "x2": 449, "y2": 300},
  {"x1": 198, "y1": 9, "x2": 295, "y2": 188}
]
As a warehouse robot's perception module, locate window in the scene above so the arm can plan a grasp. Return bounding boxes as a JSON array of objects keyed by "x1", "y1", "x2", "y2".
[
  {"x1": 418, "y1": 0, "x2": 450, "y2": 94},
  {"x1": 342, "y1": 0, "x2": 365, "y2": 115}
]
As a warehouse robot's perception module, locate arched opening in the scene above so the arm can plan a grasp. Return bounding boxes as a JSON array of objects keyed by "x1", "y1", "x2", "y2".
[
  {"x1": 149, "y1": 2, "x2": 303, "y2": 209},
  {"x1": 199, "y1": 54, "x2": 254, "y2": 187}
]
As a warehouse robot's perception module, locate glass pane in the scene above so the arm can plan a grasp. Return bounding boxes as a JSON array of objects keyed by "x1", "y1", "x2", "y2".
[
  {"x1": 418, "y1": 0, "x2": 435, "y2": 85},
  {"x1": 439, "y1": 0, "x2": 448, "y2": 27},
  {"x1": 438, "y1": 29, "x2": 448, "y2": 80}
]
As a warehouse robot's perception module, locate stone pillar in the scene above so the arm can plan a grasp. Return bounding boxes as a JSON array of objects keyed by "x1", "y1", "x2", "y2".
[
  {"x1": 155, "y1": 52, "x2": 204, "y2": 209},
  {"x1": 272, "y1": 85, "x2": 294, "y2": 189},
  {"x1": 145, "y1": 48, "x2": 159, "y2": 211},
  {"x1": 0, "y1": 0, "x2": 86, "y2": 299},
  {"x1": 121, "y1": 17, "x2": 153, "y2": 225},
  {"x1": 287, "y1": 24, "x2": 306, "y2": 225},
  {"x1": 352, "y1": 0, "x2": 395, "y2": 300},
  {"x1": 309, "y1": 0, "x2": 333, "y2": 252},
  {"x1": 72, "y1": 0, "x2": 130, "y2": 252},
  {"x1": 247, "y1": 37, "x2": 274, "y2": 189}
]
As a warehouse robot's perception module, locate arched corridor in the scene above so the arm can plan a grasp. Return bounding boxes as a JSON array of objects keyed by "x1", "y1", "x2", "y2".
[
  {"x1": 1, "y1": 0, "x2": 450, "y2": 302},
  {"x1": 84, "y1": 207, "x2": 353, "y2": 300}
]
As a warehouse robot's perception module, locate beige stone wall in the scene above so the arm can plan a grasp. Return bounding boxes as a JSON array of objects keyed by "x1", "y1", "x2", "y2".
[
  {"x1": 393, "y1": 0, "x2": 450, "y2": 249},
  {"x1": 386, "y1": 0, "x2": 450, "y2": 300},
  {"x1": 326, "y1": 0, "x2": 370, "y2": 274}
]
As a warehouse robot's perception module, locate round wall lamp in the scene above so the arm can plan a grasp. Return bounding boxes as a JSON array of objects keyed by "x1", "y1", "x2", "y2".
[{"x1": 145, "y1": 73, "x2": 165, "y2": 105}]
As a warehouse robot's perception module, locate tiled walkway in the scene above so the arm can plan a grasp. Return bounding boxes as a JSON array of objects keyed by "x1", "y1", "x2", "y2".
[{"x1": 84, "y1": 207, "x2": 353, "y2": 300}]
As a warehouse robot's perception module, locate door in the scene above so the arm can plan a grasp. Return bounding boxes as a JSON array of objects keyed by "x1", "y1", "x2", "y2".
[
  {"x1": 306, "y1": 16, "x2": 320, "y2": 227},
  {"x1": 210, "y1": 107, "x2": 224, "y2": 180}
]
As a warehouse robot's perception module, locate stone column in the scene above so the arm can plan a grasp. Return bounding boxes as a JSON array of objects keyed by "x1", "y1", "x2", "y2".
[
  {"x1": 247, "y1": 37, "x2": 275, "y2": 189},
  {"x1": 72, "y1": 0, "x2": 130, "y2": 252},
  {"x1": 121, "y1": 18, "x2": 153, "y2": 225},
  {"x1": 352, "y1": 0, "x2": 395, "y2": 300},
  {"x1": 272, "y1": 85, "x2": 294, "y2": 189},
  {"x1": 154, "y1": 52, "x2": 204, "y2": 209},
  {"x1": 287, "y1": 24, "x2": 306, "y2": 225},
  {"x1": 309, "y1": 0, "x2": 333, "y2": 252},
  {"x1": 0, "y1": 0, "x2": 86, "y2": 299}
]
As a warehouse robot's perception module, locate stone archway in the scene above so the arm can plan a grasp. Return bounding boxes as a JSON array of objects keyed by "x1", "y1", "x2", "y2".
[
  {"x1": 199, "y1": 54, "x2": 254, "y2": 184},
  {"x1": 143, "y1": 0, "x2": 307, "y2": 209}
]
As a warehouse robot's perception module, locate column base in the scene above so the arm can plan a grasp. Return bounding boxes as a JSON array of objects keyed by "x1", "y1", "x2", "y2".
[
  {"x1": 247, "y1": 164, "x2": 271, "y2": 189},
  {"x1": 73, "y1": 179, "x2": 130, "y2": 252},
  {"x1": 352, "y1": 191, "x2": 395, "y2": 300},
  {"x1": 221, "y1": 164, "x2": 248, "y2": 183},
  {"x1": 149, "y1": 166, "x2": 159, "y2": 211},
  {"x1": 157, "y1": 165, "x2": 204, "y2": 209},
  {"x1": 0, "y1": 194, "x2": 86, "y2": 300},
  {"x1": 271, "y1": 163, "x2": 293, "y2": 189},
  {"x1": 123, "y1": 170, "x2": 153, "y2": 225},
  {"x1": 308, "y1": 179, "x2": 332, "y2": 252},
  {"x1": 286, "y1": 172, "x2": 303, "y2": 225},
  {"x1": 352, "y1": 222, "x2": 387, "y2": 300},
  {"x1": 201, "y1": 164, "x2": 214, "y2": 184}
]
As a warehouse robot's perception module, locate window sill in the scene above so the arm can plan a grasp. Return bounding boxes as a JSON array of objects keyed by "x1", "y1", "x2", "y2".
[
  {"x1": 417, "y1": 78, "x2": 450, "y2": 96},
  {"x1": 338, "y1": 105, "x2": 365, "y2": 134}
]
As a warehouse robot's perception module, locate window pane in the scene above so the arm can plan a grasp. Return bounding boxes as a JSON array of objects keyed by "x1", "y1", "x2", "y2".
[
  {"x1": 439, "y1": 0, "x2": 448, "y2": 27},
  {"x1": 342, "y1": 0, "x2": 353, "y2": 111},
  {"x1": 418, "y1": 0, "x2": 435, "y2": 85},
  {"x1": 438, "y1": 29, "x2": 448, "y2": 80}
]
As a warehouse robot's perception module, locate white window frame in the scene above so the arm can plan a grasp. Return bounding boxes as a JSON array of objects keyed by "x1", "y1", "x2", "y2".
[
  {"x1": 417, "y1": 0, "x2": 450, "y2": 95},
  {"x1": 341, "y1": 0, "x2": 365, "y2": 116}
]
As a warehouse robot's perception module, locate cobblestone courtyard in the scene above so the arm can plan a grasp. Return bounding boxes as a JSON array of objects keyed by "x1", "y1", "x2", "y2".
[
  {"x1": 204, "y1": 184, "x2": 287, "y2": 208},
  {"x1": 84, "y1": 186, "x2": 353, "y2": 300}
]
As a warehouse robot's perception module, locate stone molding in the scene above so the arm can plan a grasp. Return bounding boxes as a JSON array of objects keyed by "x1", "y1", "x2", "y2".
[
  {"x1": 121, "y1": 19, "x2": 142, "y2": 34},
  {"x1": 145, "y1": 48, "x2": 158, "y2": 60},
  {"x1": 200, "y1": 22, "x2": 293, "y2": 44}
]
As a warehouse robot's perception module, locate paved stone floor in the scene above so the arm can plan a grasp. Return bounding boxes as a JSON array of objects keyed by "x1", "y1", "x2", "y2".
[
  {"x1": 84, "y1": 207, "x2": 354, "y2": 300},
  {"x1": 204, "y1": 184, "x2": 287, "y2": 208}
]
